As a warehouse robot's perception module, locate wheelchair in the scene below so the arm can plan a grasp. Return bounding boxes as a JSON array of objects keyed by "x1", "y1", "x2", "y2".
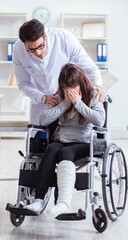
[{"x1": 6, "y1": 96, "x2": 128, "y2": 233}]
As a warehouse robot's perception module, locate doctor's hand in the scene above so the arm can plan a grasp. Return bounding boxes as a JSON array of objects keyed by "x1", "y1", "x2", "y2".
[
  {"x1": 94, "y1": 85, "x2": 105, "y2": 103},
  {"x1": 45, "y1": 93, "x2": 59, "y2": 106}
]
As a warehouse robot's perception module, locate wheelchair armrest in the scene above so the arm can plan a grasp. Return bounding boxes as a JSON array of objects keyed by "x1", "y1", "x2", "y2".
[
  {"x1": 93, "y1": 126, "x2": 108, "y2": 133},
  {"x1": 27, "y1": 124, "x2": 47, "y2": 130}
]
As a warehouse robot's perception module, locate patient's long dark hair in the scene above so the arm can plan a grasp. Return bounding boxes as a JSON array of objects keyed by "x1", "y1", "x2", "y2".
[{"x1": 58, "y1": 63, "x2": 94, "y2": 123}]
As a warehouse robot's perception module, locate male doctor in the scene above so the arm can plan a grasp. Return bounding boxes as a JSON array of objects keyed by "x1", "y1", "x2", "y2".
[{"x1": 13, "y1": 19, "x2": 104, "y2": 124}]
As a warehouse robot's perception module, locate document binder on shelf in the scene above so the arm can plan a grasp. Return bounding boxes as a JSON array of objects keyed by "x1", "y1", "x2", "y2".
[
  {"x1": 97, "y1": 43, "x2": 107, "y2": 62},
  {"x1": 102, "y1": 43, "x2": 107, "y2": 62},
  {"x1": 8, "y1": 42, "x2": 15, "y2": 61},
  {"x1": 97, "y1": 43, "x2": 102, "y2": 62}
]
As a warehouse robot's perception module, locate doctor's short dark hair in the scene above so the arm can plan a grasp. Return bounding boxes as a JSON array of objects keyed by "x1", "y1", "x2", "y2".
[{"x1": 19, "y1": 19, "x2": 45, "y2": 42}]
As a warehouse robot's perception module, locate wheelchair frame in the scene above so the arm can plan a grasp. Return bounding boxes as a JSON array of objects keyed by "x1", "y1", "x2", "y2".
[{"x1": 6, "y1": 96, "x2": 128, "y2": 232}]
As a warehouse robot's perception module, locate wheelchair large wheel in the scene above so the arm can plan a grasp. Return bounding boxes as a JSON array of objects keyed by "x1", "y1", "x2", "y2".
[{"x1": 102, "y1": 143, "x2": 127, "y2": 221}]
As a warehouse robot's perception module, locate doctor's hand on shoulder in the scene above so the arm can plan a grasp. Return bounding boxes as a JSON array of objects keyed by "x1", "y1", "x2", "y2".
[
  {"x1": 42, "y1": 92, "x2": 59, "y2": 106},
  {"x1": 94, "y1": 85, "x2": 105, "y2": 103}
]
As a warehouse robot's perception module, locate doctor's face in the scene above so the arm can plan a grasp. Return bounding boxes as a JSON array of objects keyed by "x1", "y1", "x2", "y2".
[{"x1": 25, "y1": 35, "x2": 47, "y2": 59}]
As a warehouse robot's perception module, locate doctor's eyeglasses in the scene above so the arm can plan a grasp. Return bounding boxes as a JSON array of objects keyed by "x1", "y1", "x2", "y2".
[{"x1": 25, "y1": 39, "x2": 46, "y2": 53}]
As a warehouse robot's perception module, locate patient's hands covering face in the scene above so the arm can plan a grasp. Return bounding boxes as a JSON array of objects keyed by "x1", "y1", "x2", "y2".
[{"x1": 67, "y1": 88, "x2": 82, "y2": 104}]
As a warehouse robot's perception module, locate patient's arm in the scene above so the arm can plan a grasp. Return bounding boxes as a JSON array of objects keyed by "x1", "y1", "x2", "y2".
[{"x1": 39, "y1": 101, "x2": 70, "y2": 126}]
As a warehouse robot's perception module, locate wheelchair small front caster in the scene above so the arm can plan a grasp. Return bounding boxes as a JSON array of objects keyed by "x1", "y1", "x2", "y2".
[
  {"x1": 9, "y1": 203, "x2": 25, "y2": 227},
  {"x1": 92, "y1": 208, "x2": 107, "y2": 233},
  {"x1": 10, "y1": 212, "x2": 25, "y2": 227}
]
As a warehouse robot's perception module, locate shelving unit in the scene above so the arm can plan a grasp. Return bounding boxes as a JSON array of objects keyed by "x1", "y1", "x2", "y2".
[
  {"x1": 60, "y1": 13, "x2": 108, "y2": 69},
  {"x1": 0, "y1": 12, "x2": 26, "y2": 85},
  {"x1": 0, "y1": 13, "x2": 29, "y2": 134},
  {"x1": 60, "y1": 13, "x2": 118, "y2": 91}
]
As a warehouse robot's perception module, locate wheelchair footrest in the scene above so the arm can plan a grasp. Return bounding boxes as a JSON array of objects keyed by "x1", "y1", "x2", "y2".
[
  {"x1": 6, "y1": 203, "x2": 38, "y2": 216},
  {"x1": 56, "y1": 209, "x2": 86, "y2": 221}
]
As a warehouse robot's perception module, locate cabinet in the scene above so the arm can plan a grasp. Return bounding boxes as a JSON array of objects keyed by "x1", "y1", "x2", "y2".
[{"x1": 60, "y1": 13, "x2": 118, "y2": 91}]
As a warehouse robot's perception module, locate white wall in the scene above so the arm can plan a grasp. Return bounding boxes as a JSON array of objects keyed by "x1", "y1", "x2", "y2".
[{"x1": 1, "y1": 0, "x2": 128, "y2": 130}]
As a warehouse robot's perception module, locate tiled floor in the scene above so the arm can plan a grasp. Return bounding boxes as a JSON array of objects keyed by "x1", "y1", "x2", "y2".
[{"x1": 0, "y1": 137, "x2": 128, "y2": 240}]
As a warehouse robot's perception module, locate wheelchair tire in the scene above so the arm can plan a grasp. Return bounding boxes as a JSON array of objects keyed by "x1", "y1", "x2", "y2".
[
  {"x1": 10, "y1": 212, "x2": 25, "y2": 227},
  {"x1": 92, "y1": 208, "x2": 107, "y2": 233},
  {"x1": 10, "y1": 203, "x2": 25, "y2": 227},
  {"x1": 109, "y1": 146, "x2": 127, "y2": 217},
  {"x1": 102, "y1": 143, "x2": 127, "y2": 221}
]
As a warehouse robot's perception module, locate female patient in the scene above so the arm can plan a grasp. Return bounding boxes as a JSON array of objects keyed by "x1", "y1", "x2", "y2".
[{"x1": 25, "y1": 63, "x2": 105, "y2": 217}]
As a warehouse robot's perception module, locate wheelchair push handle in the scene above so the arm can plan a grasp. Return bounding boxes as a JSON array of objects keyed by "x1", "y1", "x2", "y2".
[
  {"x1": 18, "y1": 150, "x2": 25, "y2": 159},
  {"x1": 103, "y1": 95, "x2": 112, "y2": 128},
  {"x1": 104, "y1": 95, "x2": 112, "y2": 103}
]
